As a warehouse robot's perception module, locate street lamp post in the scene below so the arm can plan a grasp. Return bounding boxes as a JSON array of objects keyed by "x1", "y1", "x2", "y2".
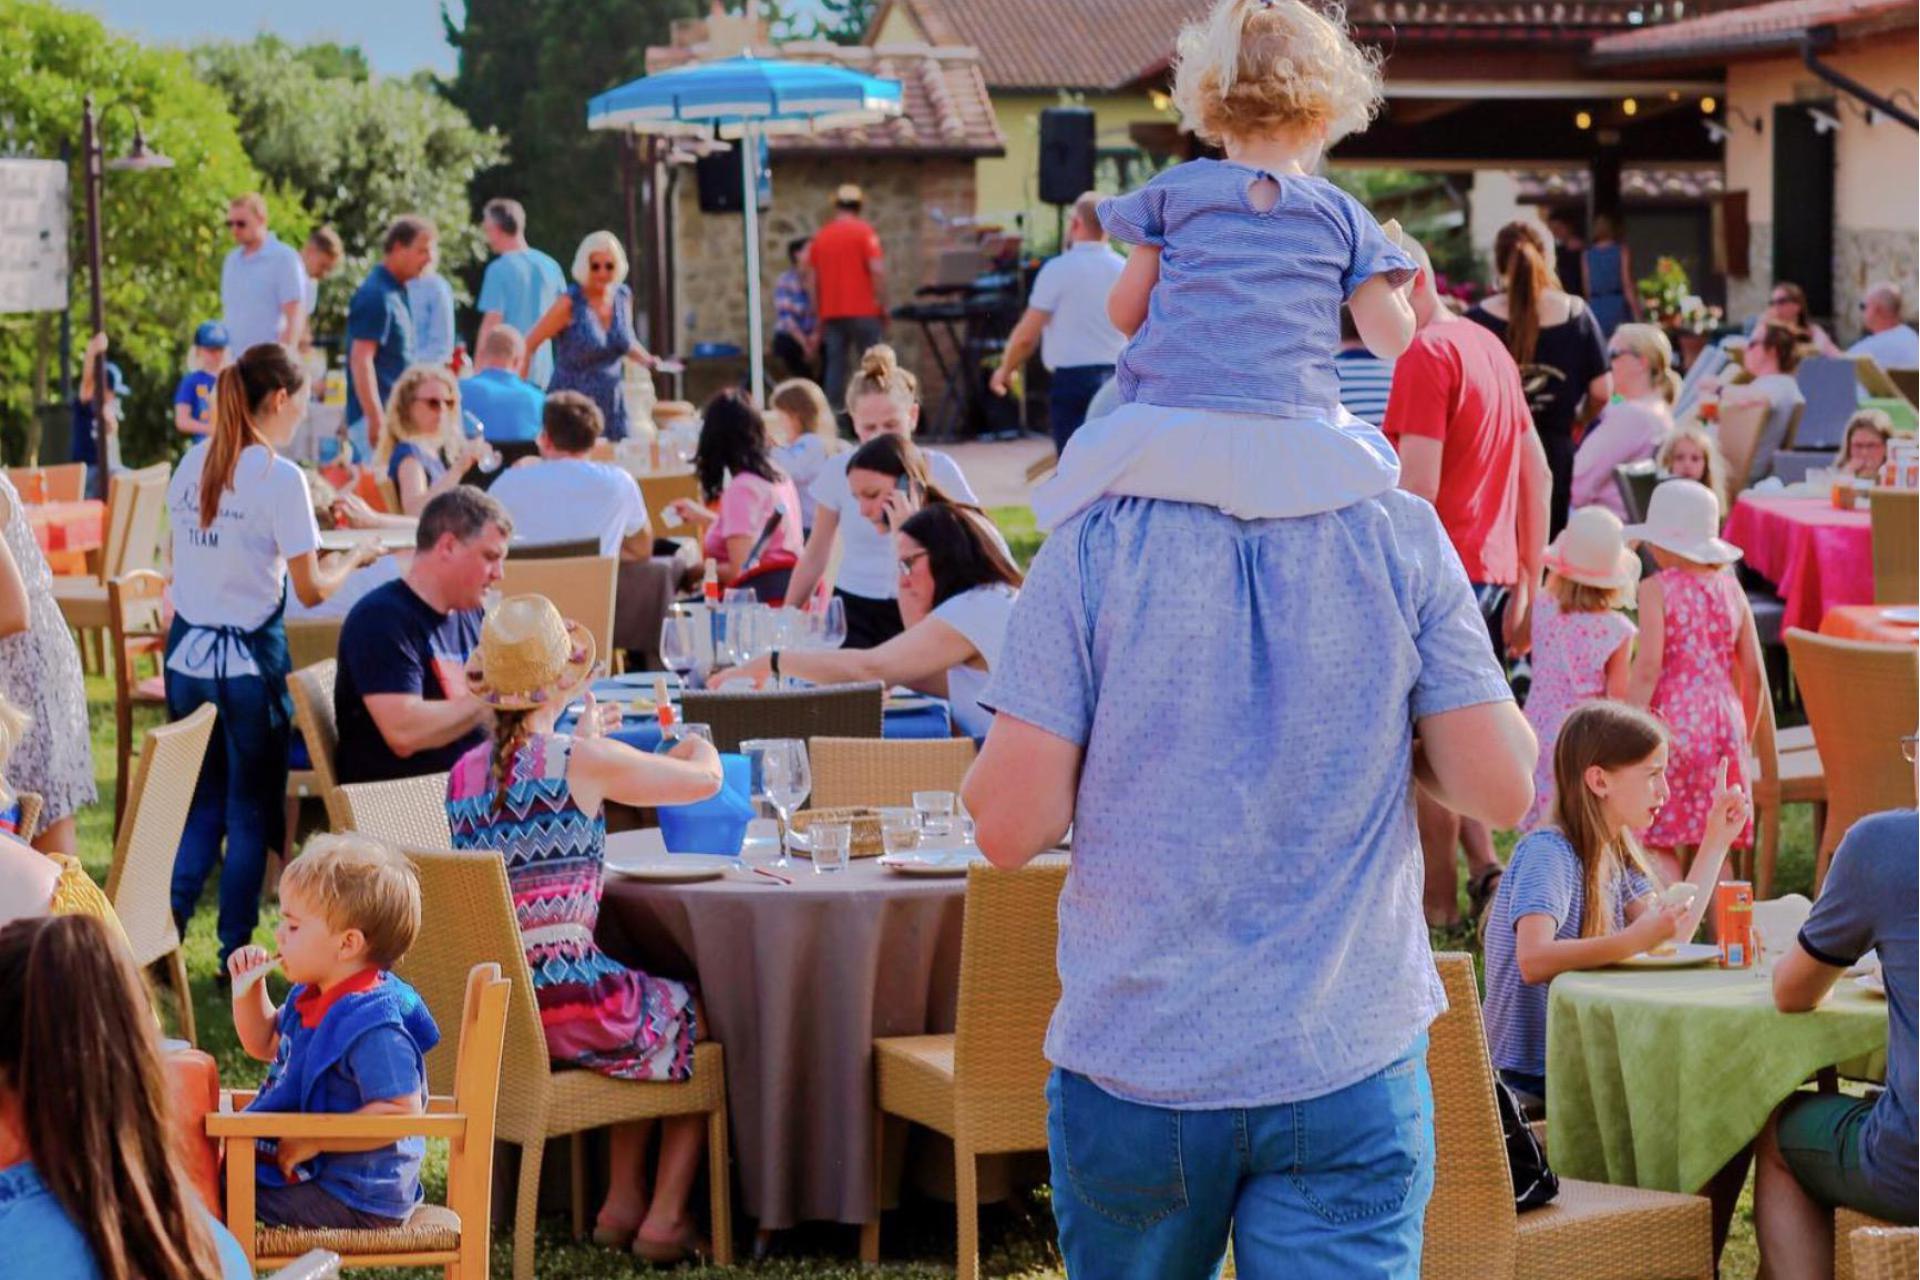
[{"x1": 78, "y1": 94, "x2": 172, "y2": 498}]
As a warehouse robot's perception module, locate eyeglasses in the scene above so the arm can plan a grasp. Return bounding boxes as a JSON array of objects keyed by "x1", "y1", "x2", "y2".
[
  {"x1": 897, "y1": 550, "x2": 929, "y2": 578},
  {"x1": 414, "y1": 396, "x2": 451, "y2": 410},
  {"x1": 227, "y1": 219, "x2": 251, "y2": 229},
  {"x1": 1903, "y1": 735, "x2": 1917, "y2": 765},
  {"x1": 1608, "y1": 348, "x2": 1636, "y2": 359},
  {"x1": 1769, "y1": 295, "x2": 1795, "y2": 305},
  {"x1": 589, "y1": 261, "x2": 617, "y2": 273}
]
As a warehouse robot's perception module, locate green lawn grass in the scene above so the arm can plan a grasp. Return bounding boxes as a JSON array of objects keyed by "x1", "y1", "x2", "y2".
[{"x1": 80, "y1": 518, "x2": 1822, "y2": 1274}]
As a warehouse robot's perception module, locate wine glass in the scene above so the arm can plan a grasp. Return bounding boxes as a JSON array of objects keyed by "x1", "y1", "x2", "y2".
[
  {"x1": 741, "y1": 738, "x2": 810, "y2": 869},
  {"x1": 660, "y1": 609, "x2": 699, "y2": 686},
  {"x1": 816, "y1": 596, "x2": 848, "y2": 650}
]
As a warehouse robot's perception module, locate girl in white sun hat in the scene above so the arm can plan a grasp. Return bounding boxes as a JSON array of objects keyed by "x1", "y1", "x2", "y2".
[
  {"x1": 1519, "y1": 505, "x2": 1642, "y2": 832},
  {"x1": 1622, "y1": 479, "x2": 1761, "y2": 884}
]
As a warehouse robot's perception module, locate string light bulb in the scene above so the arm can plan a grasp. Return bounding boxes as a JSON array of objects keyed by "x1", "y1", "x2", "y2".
[
  {"x1": 1700, "y1": 95, "x2": 1718, "y2": 114},
  {"x1": 1623, "y1": 97, "x2": 1639, "y2": 116},
  {"x1": 1575, "y1": 110, "x2": 1593, "y2": 130}
]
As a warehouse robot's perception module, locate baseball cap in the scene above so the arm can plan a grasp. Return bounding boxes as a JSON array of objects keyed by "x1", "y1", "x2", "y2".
[
  {"x1": 194, "y1": 321, "x2": 230, "y2": 350},
  {"x1": 102, "y1": 362, "x2": 130, "y2": 398}
]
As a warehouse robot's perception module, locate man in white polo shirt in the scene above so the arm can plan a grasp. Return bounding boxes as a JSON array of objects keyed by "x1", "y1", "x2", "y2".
[
  {"x1": 487, "y1": 391, "x2": 654, "y2": 559},
  {"x1": 990, "y1": 190, "x2": 1126, "y2": 451},
  {"x1": 1848, "y1": 282, "x2": 1920, "y2": 372},
  {"x1": 220, "y1": 193, "x2": 306, "y2": 353}
]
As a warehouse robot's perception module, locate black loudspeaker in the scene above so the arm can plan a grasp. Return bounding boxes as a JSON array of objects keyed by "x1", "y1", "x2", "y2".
[
  {"x1": 1039, "y1": 107, "x2": 1096, "y2": 206},
  {"x1": 696, "y1": 142, "x2": 771, "y2": 214}
]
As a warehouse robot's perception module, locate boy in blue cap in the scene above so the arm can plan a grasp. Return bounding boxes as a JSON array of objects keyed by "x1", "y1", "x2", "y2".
[{"x1": 174, "y1": 321, "x2": 230, "y2": 437}]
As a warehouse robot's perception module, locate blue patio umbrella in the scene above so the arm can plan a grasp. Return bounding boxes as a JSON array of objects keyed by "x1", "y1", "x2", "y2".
[{"x1": 589, "y1": 55, "x2": 904, "y2": 403}]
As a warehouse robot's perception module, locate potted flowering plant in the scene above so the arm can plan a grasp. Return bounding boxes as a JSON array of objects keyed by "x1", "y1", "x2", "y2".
[{"x1": 1636, "y1": 257, "x2": 1722, "y2": 369}]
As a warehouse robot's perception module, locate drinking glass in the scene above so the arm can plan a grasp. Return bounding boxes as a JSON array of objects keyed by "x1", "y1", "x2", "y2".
[
  {"x1": 913, "y1": 790, "x2": 956, "y2": 845},
  {"x1": 482, "y1": 587, "x2": 503, "y2": 618},
  {"x1": 741, "y1": 738, "x2": 810, "y2": 869},
  {"x1": 660, "y1": 610, "x2": 700, "y2": 685},
  {"x1": 723, "y1": 587, "x2": 758, "y2": 609},
  {"x1": 817, "y1": 596, "x2": 848, "y2": 650},
  {"x1": 809, "y1": 822, "x2": 851, "y2": 874},
  {"x1": 880, "y1": 809, "x2": 920, "y2": 857}
]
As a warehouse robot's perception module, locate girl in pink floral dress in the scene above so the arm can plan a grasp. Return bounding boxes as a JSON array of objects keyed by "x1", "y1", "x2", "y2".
[
  {"x1": 1624, "y1": 480, "x2": 1762, "y2": 883},
  {"x1": 1521, "y1": 507, "x2": 1640, "y2": 831}
]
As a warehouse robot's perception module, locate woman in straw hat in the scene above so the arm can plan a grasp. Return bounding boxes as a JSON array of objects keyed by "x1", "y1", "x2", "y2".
[
  {"x1": 1623, "y1": 479, "x2": 1762, "y2": 885},
  {"x1": 443, "y1": 594, "x2": 724, "y2": 1261},
  {"x1": 1517, "y1": 505, "x2": 1641, "y2": 834}
]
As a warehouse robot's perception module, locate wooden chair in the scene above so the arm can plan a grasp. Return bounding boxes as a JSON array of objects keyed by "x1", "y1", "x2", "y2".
[
  {"x1": 638, "y1": 471, "x2": 701, "y2": 536},
  {"x1": 1869, "y1": 488, "x2": 1918, "y2": 604},
  {"x1": 1840, "y1": 1206, "x2": 1919, "y2": 1280},
  {"x1": 1747, "y1": 659, "x2": 1826, "y2": 900},
  {"x1": 397, "y1": 849, "x2": 732, "y2": 1280},
  {"x1": 679, "y1": 681, "x2": 884, "y2": 754},
  {"x1": 4, "y1": 462, "x2": 85, "y2": 504},
  {"x1": 500, "y1": 555, "x2": 618, "y2": 671},
  {"x1": 809, "y1": 736, "x2": 977, "y2": 809},
  {"x1": 52, "y1": 462, "x2": 169, "y2": 655},
  {"x1": 1853, "y1": 356, "x2": 1909, "y2": 404},
  {"x1": 335, "y1": 774, "x2": 453, "y2": 850},
  {"x1": 1612, "y1": 460, "x2": 1660, "y2": 524},
  {"x1": 210, "y1": 962, "x2": 509, "y2": 1278},
  {"x1": 106, "y1": 570, "x2": 169, "y2": 832},
  {"x1": 12, "y1": 790, "x2": 42, "y2": 843},
  {"x1": 862, "y1": 862, "x2": 1066, "y2": 1279},
  {"x1": 1888, "y1": 367, "x2": 1919, "y2": 406},
  {"x1": 288, "y1": 661, "x2": 349, "y2": 831},
  {"x1": 509, "y1": 536, "x2": 601, "y2": 561},
  {"x1": 1714, "y1": 397, "x2": 1770, "y2": 496},
  {"x1": 104, "y1": 704, "x2": 218, "y2": 1046},
  {"x1": 1423, "y1": 952, "x2": 1714, "y2": 1280},
  {"x1": 1784, "y1": 630, "x2": 1920, "y2": 891}
]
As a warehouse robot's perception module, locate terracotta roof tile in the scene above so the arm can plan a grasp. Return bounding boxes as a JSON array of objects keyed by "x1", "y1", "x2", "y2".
[{"x1": 1590, "y1": 0, "x2": 1915, "y2": 59}]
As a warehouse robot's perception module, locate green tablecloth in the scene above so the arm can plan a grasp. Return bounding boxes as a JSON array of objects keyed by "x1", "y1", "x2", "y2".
[{"x1": 1547, "y1": 966, "x2": 1888, "y2": 1193}]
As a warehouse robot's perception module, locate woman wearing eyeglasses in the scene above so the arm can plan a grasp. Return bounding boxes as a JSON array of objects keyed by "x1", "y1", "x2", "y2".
[
  {"x1": 522, "y1": 231, "x2": 666, "y2": 443},
  {"x1": 375, "y1": 365, "x2": 486, "y2": 518},
  {"x1": 1749, "y1": 280, "x2": 1842, "y2": 357}
]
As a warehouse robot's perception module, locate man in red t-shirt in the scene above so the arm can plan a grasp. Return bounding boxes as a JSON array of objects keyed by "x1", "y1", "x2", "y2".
[
  {"x1": 804, "y1": 184, "x2": 888, "y2": 415},
  {"x1": 1382, "y1": 238, "x2": 1550, "y2": 929}
]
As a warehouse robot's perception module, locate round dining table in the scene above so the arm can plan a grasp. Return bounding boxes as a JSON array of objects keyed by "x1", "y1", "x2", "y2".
[
  {"x1": 593, "y1": 845, "x2": 971, "y2": 1231},
  {"x1": 1546, "y1": 965, "x2": 1888, "y2": 1194},
  {"x1": 1721, "y1": 495, "x2": 1874, "y2": 633}
]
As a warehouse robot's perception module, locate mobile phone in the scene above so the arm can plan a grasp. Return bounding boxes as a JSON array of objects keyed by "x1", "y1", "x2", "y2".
[{"x1": 895, "y1": 473, "x2": 912, "y2": 497}]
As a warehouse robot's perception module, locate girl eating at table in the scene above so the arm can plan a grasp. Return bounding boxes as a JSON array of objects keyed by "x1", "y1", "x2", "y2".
[
  {"x1": 1481, "y1": 701, "x2": 1750, "y2": 1109},
  {"x1": 1656, "y1": 423, "x2": 1731, "y2": 520},
  {"x1": 1623, "y1": 479, "x2": 1762, "y2": 885}
]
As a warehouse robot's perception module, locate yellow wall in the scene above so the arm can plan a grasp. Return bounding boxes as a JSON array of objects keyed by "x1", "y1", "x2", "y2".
[{"x1": 974, "y1": 92, "x2": 1183, "y2": 228}]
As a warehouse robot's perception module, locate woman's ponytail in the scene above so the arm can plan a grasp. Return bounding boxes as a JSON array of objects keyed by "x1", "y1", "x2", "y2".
[
  {"x1": 201, "y1": 344, "x2": 305, "y2": 529},
  {"x1": 1494, "y1": 221, "x2": 1554, "y2": 368}
]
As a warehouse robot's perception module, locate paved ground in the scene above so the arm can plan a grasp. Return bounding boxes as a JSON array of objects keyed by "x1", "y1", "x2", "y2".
[{"x1": 943, "y1": 435, "x2": 1053, "y2": 508}]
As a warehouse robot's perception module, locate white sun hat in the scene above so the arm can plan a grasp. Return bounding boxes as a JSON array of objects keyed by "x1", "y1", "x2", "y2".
[
  {"x1": 1621, "y1": 479, "x2": 1743, "y2": 566},
  {"x1": 1543, "y1": 506, "x2": 1642, "y2": 590}
]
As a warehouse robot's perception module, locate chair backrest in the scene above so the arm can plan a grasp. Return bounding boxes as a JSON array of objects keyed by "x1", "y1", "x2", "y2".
[
  {"x1": 638, "y1": 471, "x2": 701, "y2": 536},
  {"x1": 1792, "y1": 356, "x2": 1864, "y2": 450},
  {"x1": 1850, "y1": 1225, "x2": 1920, "y2": 1280},
  {"x1": 107, "y1": 464, "x2": 170, "y2": 581},
  {"x1": 1889, "y1": 367, "x2": 1920, "y2": 407},
  {"x1": 1613, "y1": 460, "x2": 1659, "y2": 524},
  {"x1": 1869, "y1": 488, "x2": 1918, "y2": 604},
  {"x1": 4, "y1": 463, "x2": 84, "y2": 505},
  {"x1": 397, "y1": 850, "x2": 551, "y2": 1137},
  {"x1": 1717, "y1": 396, "x2": 1769, "y2": 493},
  {"x1": 287, "y1": 662, "x2": 346, "y2": 830},
  {"x1": 336, "y1": 774, "x2": 454, "y2": 850},
  {"x1": 1675, "y1": 344, "x2": 1729, "y2": 420},
  {"x1": 105, "y1": 704, "x2": 218, "y2": 968},
  {"x1": 509, "y1": 536, "x2": 602, "y2": 561},
  {"x1": 285, "y1": 618, "x2": 344, "y2": 672},
  {"x1": 1854, "y1": 355, "x2": 1905, "y2": 402},
  {"x1": 499, "y1": 555, "x2": 618, "y2": 668},
  {"x1": 1783, "y1": 629, "x2": 1919, "y2": 871},
  {"x1": 378, "y1": 476, "x2": 403, "y2": 516},
  {"x1": 1421, "y1": 952, "x2": 1521, "y2": 1280},
  {"x1": 107, "y1": 570, "x2": 168, "y2": 706},
  {"x1": 444, "y1": 961, "x2": 511, "y2": 1240},
  {"x1": 679, "y1": 681, "x2": 884, "y2": 754},
  {"x1": 809, "y1": 736, "x2": 977, "y2": 809},
  {"x1": 952, "y1": 862, "x2": 1066, "y2": 1152}
]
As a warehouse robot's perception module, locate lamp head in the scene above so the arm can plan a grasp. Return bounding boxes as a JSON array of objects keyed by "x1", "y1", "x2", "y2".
[{"x1": 106, "y1": 121, "x2": 173, "y2": 172}]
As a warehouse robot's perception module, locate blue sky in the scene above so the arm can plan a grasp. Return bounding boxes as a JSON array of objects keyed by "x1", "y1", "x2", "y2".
[{"x1": 79, "y1": 0, "x2": 469, "y2": 77}]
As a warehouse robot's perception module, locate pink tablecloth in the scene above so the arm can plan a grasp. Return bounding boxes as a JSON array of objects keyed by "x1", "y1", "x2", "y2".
[{"x1": 1722, "y1": 496, "x2": 1874, "y2": 633}]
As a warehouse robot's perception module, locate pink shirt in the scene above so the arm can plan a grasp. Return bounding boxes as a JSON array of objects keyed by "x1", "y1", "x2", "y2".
[
  {"x1": 704, "y1": 470, "x2": 805, "y2": 564},
  {"x1": 1571, "y1": 397, "x2": 1672, "y2": 517}
]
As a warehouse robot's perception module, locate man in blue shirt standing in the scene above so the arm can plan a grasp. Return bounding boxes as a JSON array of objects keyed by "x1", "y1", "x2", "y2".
[
  {"x1": 459, "y1": 327, "x2": 544, "y2": 445},
  {"x1": 475, "y1": 198, "x2": 566, "y2": 389},
  {"x1": 345, "y1": 215, "x2": 436, "y2": 461}
]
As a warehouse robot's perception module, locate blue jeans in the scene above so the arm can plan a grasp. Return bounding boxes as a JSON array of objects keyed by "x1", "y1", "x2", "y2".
[
  {"x1": 167, "y1": 667, "x2": 290, "y2": 963},
  {"x1": 1046, "y1": 1037, "x2": 1433, "y2": 1280},
  {"x1": 1048, "y1": 363, "x2": 1113, "y2": 453}
]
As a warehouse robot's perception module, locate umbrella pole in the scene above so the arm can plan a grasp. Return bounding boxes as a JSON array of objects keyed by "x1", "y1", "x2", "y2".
[{"x1": 740, "y1": 122, "x2": 766, "y2": 405}]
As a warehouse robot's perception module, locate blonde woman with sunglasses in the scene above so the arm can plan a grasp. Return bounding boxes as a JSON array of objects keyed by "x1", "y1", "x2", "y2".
[
  {"x1": 375, "y1": 365, "x2": 487, "y2": 517},
  {"x1": 521, "y1": 230, "x2": 665, "y2": 443}
]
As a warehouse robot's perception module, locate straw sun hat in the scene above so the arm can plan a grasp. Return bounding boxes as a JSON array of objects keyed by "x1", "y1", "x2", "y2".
[
  {"x1": 1543, "y1": 506, "x2": 1641, "y2": 591},
  {"x1": 464, "y1": 595, "x2": 596, "y2": 710},
  {"x1": 1621, "y1": 479, "x2": 1743, "y2": 566}
]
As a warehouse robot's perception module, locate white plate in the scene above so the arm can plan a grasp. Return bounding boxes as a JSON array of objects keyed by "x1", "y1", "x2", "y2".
[
  {"x1": 1613, "y1": 942, "x2": 1722, "y2": 969},
  {"x1": 604, "y1": 852, "x2": 735, "y2": 882},
  {"x1": 879, "y1": 851, "x2": 985, "y2": 877},
  {"x1": 318, "y1": 528, "x2": 413, "y2": 552},
  {"x1": 1856, "y1": 972, "x2": 1888, "y2": 998},
  {"x1": 1880, "y1": 606, "x2": 1920, "y2": 625}
]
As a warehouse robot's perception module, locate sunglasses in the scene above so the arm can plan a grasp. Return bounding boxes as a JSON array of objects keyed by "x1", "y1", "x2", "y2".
[
  {"x1": 227, "y1": 219, "x2": 251, "y2": 229},
  {"x1": 897, "y1": 550, "x2": 928, "y2": 578},
  {"x1": 589, "y1": 261, "x2": 617, "y2": 273},
  {"x1": 414, "y1": 396, "x2": 451, "y2": 410},
  {"x1": 1608, "y1": 348, "x2": 1637, "y2": 359},
  {"x1": 1769, "y1": 295, "x2": 1795, "y2": 305}
]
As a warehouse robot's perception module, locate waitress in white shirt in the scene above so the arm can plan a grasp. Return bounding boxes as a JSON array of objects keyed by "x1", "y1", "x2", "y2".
[
  {"x1": 713, "y1": 501, "x2": 1020, "y2": 741},
  {"x1": 164, "y1": 344, "x2": 380, "y2": 968},
  {"x1": 782, "y1": 345, "x2": 980, "y2": 647}
]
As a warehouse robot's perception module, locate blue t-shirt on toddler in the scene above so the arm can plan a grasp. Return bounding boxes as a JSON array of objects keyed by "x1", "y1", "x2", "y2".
[
  {"x1": 248, "y1": 969, "x2": 440, "y2": 1222},
  {"x1": 174, "y1": 370, "x2": 217, "y2": 431},
  {"x1": 1482, "y1": 827, "x2": 1653, "y2": 1080},
  {"x1": 1099, "y1": 160, "x2": 1415, "y2": 419}
]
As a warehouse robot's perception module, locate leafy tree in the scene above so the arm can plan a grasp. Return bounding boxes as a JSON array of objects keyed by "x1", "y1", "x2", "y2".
[
  {"x1": 805, "y1": 0, "x2": 879, "y2": 43},
  {"x1": 0, "y1": 0, "x2": 269, "y2": 465}
]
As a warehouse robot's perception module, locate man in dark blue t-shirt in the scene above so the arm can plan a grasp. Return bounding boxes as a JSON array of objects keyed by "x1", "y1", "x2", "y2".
[
  {"x1": 345, "y1": 215, "x2": 435, "y2": 461},
  {"x1": 334, "y1": 488, "x2": 510, "y2": 784}
]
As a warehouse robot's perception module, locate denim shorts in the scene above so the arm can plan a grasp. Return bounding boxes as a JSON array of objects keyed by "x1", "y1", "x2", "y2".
[{"x1": 1045, "y1": 1036, "x2": 1433, "y2": 1280}]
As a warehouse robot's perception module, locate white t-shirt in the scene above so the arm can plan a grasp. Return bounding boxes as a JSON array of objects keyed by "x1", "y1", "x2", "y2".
[
  {"x1": 772, "y1": 434, "x2": 839, "y2": 528},
  {"x1": 488, "y1": 457, "x2": 649, "y2": 557},
  {"x1": 928, "y1": 583, "x2": 1016, "y2": 740},
  {"x1": 1850, "y1": 323, "x2": 1920, "y2": 372},
  {"x1": 1029, "y1": 242, "x2": 1127, "y2": 370},
  {"x1": 166, "y1": 443, "x2": 320, "y2": 677},
  {"x1": 814, "y1": 448, "x2": 979, "y2": 599}
]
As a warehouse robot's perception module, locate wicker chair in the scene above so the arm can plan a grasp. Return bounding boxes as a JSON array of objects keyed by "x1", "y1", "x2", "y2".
[
  {"x1": 53, "y1": 462, "x2": 169, "y2": 668},
  {"x1": 286, "y1": 618, "x2": 345, "y2": 671},
  {"x1": 335, "y1": 773, "x2": 454, "y2": 850},
  {"x1": 638, "y1": 471, "x2": 701, "y2": 536},
  {"x1": 397, "y1": 849, "x2": 733, "y2": 1280},
  {"x1": 210, "y1": 962, "x2": 509, "y2": 1278},
  {"x1": 1840, "y1": 1206, "x2": 1919, "y2": 1280},
  {"x1": 1869, "y1": 488, "x2": 1918, "y2": 604},
  {"x1": 861, "y1": 862, "x2": 1066, "y2": 1279},
  {"x1": 288, "y1": 662, "x2": 349, "y2": 831},
  {"x1": 12, "y1": 790, "x2": 41, "y2": 842},
  {"x1": 104, "y1": 704, "x2": 218, "y2": 1046},
  {"x1": 1424, "y1": 952, "x2": 1714, "y2": 1280},
  {"x1": 500, "y1": 555, "x2": 618, "y2": 671},
  {"x1": 1782, "y1": 630, "x2": 1918, "y2": 891},
  {"x1": 107, "y1": 570, "x2": 169, "y2": 832},
  {"x1": 809, "y1": 736, "x2": 977, "y2": 809},
  {"x1": 680, "y1": 681, "x2": 884, "y2": 754},
  {"x1": 510, "y1": 536, "x2": 602, "y2": 561},
  {"x1": 1747, "y1": 658, "x2": 1826, "y2": 899}
]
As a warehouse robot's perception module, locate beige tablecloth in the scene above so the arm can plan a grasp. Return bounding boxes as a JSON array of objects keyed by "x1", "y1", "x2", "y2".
[{"x1": 595, "y1": 854, "x2": 968, "y2": 1229}]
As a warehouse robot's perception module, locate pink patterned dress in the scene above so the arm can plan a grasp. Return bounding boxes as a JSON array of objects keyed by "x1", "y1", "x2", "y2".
[
  {"x1": 1642, "y1": 568, "x2": 1754, "y2": 850},
  {"x1": 445, "y1": 733, "x2": 697, "y2": 1080},
  {"x1": 1522, "y1": 594, "x2": 1637, "y2": 830}
]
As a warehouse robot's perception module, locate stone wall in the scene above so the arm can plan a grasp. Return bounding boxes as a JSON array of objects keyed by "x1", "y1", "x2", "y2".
[
  {"x1": 1727, "y1": 221, "x2": 1920, "y2": 345},
  {"x1": 672, "y1": 154, "x2": 978, "y2": 408}
]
